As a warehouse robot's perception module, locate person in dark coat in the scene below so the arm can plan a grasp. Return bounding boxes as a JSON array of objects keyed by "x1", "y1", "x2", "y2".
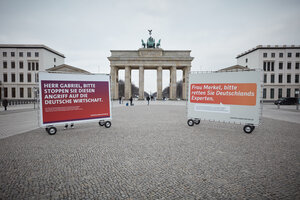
[
  {"x1": 3, "y1": 99, "x2": 8, "y2": 111},
  {"x1": 119, "y1": 96, "x2": 122, "y2": 104},
  {"x1": 146, "y1": 96, "x2": 150, "y2": 105},
  {"x1": 130, "y1": 96, "x2": 133, "y2": 106}
]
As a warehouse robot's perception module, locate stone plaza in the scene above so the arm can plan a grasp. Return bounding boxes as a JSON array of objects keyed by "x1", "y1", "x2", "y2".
[{"x1": 0, "y1": 102, "x2": 299, "y2": 199}]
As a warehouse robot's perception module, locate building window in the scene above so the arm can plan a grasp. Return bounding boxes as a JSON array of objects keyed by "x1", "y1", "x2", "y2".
[
  {"x1": 20, "y1": 73, "x2": 24, "y2": 82},
  {"x1": 295, "y1": 74, "x2": 299, "y2": 83},
  {"x1": 271, "y1": 74, "x2": 275, "y2": 83},
  {"x1": 287, "y1": 88, "x2": 291, "y2": 97},
  {"x1": 245, "y1": 58, "x2": 248, "y2": 63},
  {"x1": 19, "y1": 61, "x2": 23, "y2": 69},
  {"x1": 27, "y1": 52, "x2": 31, "y2": 57},
  {"x1": 296, "y1": 89, "x2": 300, "y2": 98},
  {"x1": 4, "y1": 88, "x2": 8, "y2": 98},
  {"x1": 278, "y1": 88, "x2": 282, "y2": 98},
  {"x1": 296, "y1": 62, "x2": 299, "y2": 70},
  {"x1": 27, "y1": 73, "x2": 31, "y2": 82},
  {"x1": 54, "y1": 58, "x2": 56, "y2": 62},
  {"x1": 287, "y1": 74, "x2": 291, "y2": 83},
  {"x1": 271, "y1": 53, "x2": 275, "y2": 58},
  {"x1": 19, "y1": 52, "x2": 23, "y2": 57},
  {"x1": 32, "y1": 62, "x2": 35, "y2": 71},
  {"x1": 279, "y1": 62, "x2": 283, "y2": 70},
  {"x1": 263, "y1": 53, "x2": 267, "y2": 58},
  {"x1": 263, "y1": 88, "x2": 267, "y2": 99},
  {"x1": 28, "y1": 62, "x2": 31, "y2": 71},
  {"x1": 287, "y1": 62, "x2": 291, "y2": 69},
  {"x1": 27, "y1": 88, "x2": 32, "y2": 98},
  {"x1": 11, "y1": 73, "x2": 15, "y2": 82},
  {"x1": 35, "y1": 52, "x2": 39, "y2": 57},
  {"x1": 35, "y1": 73, "x2": 39, "y2": 82},
  {"x1": 287, "y1": 53, "x2": 292, "y2": 57},
  {"x1": 264, "y1": 74, "x2": 267, "y2": 83},
  {"x1": 36, "y1": 62, "x2": 39, "y2": 70},
  {"x1": 270, "y1": 88, "x2": 274, "y2": 99},
  {"x1": 3, "y1": 52, "x2": 7, "y2": 57},
  {"x1": 12, "y1": 88, "x2": 16, "y2": 98},
  {"x1": 279, "y1": 53, "x2": 283, "y2": 58},
  {"x1": 263, "y1": 61, "x2": 274, "y2": 71},
  {"x1": 3, "y1": 73, "x2": 8, "y2": 82},
  {"x1": 11, "y1": 61, "x2": 15, "y2": 69},
  {"x1": 271, "y1": 62, "x2": 274, "y2": 71},
  {"x1": 296, "y1": 52, "x2": 300, "y2": 57},
  {"x1": 3, "y1": 61, "x2": 7, "y2": 69},
  {"x1": 11, "y1": 52, "x2": 15, "y2": 57},
  {"x1": 278, "y1": 74, "x2": 283, "y2": 83},
  {"x1": 20, "y1": 88, "x2": 24, "y2": 98}
]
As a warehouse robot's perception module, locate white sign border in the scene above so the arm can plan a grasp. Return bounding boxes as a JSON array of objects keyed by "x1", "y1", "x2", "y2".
[{"x1": 39, "y1": 72, "x2": 112, "y2": 127}]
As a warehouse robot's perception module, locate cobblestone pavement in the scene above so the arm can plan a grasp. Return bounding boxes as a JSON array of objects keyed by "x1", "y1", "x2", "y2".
[
  {"x1": 0, "y1": 101, "x2": 299, "y2": 140},
  {"x1": 0, "y1": 105, "x2": 299, "y2": 199}
]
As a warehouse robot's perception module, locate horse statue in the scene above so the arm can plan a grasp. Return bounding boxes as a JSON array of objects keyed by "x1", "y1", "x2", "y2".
[
  {"x1": 141, "y1": 39, "x2": 146, "y2": 48},
  {"x1": 141, "y1": 30, "x2": 161, "y2": 48},
  {"x1": 156, "y1": 39, "x2": 161, "y2": 48},
  {"x1": 147, "y1": 36, "x2": 155, "y2": 48}
]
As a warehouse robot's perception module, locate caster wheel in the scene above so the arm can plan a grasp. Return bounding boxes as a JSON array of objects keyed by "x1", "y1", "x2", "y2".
[
  {"x1": 47, "y1": 127, "x2": 57, "y2": 135},
  {"x1": 194, "y1": 119, "x2": 200, "y2": 125},
  {"x1": 243, "y1": 125, "x2": 254, "y2": 134},
  {"x1": 99, "y1": 121, "x2": 104, "y2": 126},
  {"x1": 187, "y1": 119, "x2": 194, "y2": 126},
  {"x1": 104, "y1": 121, "x2": 111, "y2": 128}
]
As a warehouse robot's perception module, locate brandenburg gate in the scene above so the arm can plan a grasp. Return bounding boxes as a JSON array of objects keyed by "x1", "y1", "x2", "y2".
[{"x1": 108, "y1": 31, "x2": 194, "y2": 100}]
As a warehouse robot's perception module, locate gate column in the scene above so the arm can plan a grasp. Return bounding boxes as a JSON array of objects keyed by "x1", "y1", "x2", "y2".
[
  {"x1": 182, "y1": 66, "x2": 191, "y2": 100},
  {"x1": 157, "y1": 66, "x2": 163, "y2": 100},
  {"x1": 115, "y1": 68, "x2": 119, "y2": 100},
  {"x1": 125, "y1": 66, "x2": 132, "y2": 99},
  {"x1": 139, "y1": 66, "x2": 144, "y2": 100},
  {"x1": 169, "y1": 66, "x2": 177, "y2": 100}
]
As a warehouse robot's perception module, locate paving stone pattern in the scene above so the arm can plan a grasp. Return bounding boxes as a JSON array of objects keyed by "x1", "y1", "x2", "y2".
[{"x1": 0, "y1": 105, "x2": 299, "y2": 199}]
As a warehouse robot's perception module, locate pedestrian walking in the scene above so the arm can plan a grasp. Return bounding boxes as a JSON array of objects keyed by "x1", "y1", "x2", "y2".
[
  {"x1": 130, "y1": 96, "x2": 133, "y2": 106},
  {"x1": 147, "y1": 96, "x2": 150, "y2": 105},
  {"x1": 2, "y1": 99, "x2": 8, "y2": 111},
  {"x1": 119, "y1": 96, "x2": 122, "y2": 104}
]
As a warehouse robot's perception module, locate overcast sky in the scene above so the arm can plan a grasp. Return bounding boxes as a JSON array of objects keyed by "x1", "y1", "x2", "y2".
[{"x1": 1, "y1": 0, "x2": 300, "y2": 93}]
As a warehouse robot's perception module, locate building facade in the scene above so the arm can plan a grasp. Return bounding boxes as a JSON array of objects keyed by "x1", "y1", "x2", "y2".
[
  {"x1": 236, "y1": 45, "x2": 300, "y2": 101},
  {"x1": 0, "y1": 44, "x2": 65, "y2": 101}
]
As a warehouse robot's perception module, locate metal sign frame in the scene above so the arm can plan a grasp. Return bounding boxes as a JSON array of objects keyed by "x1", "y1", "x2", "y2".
[
  {"x1": 38, "y1": 71, "x2": 112, "y2": 134},
  {"x1": 187, "y1": 69, "x2": 263, "y2": 133}
]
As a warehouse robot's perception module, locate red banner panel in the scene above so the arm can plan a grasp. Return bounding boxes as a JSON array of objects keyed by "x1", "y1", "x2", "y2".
[{"x1": 41, "y1": 80, "x2": 110, "y2": 124}]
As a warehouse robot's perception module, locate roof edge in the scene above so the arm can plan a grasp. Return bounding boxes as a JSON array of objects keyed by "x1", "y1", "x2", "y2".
[
  {"x1": 0, "y1": 44, "x2": 65, "y2": 58},
  {"x1": 236, "y1": 45, "x2": 300, "y2": 59}
]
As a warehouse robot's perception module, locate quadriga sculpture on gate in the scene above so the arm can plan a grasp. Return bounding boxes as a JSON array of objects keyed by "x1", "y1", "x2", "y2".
[{"x1": 141, "y1": 30, "x2": 161, "y2": 49}]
